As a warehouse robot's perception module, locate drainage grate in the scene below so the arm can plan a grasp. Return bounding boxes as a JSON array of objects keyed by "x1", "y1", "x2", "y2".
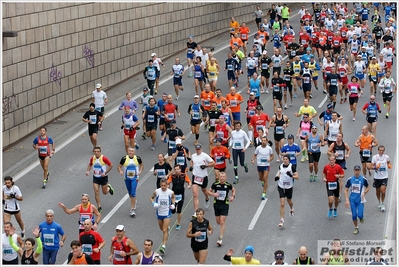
[{"x1": 52, "y1": 120, "x2": 68, "y2": 125}]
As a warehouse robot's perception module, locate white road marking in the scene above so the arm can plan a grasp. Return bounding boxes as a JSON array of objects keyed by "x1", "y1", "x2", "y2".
[
  {"x1": 318, "y1": 95, "x2": 328, "y2": 108},
  {"x1": 383, "y1": 153, "x2": 397, "y2": 240},
  {"x1": 248, "y1": 199, "x2": 268, "y2": 230}
]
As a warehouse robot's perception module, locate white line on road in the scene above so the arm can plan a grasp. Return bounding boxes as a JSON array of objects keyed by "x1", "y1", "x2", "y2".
[
  {"x1": 318, "y1": 95, "x2": 328, "y2": 109},
  {"x1": 248, "y1": 199, "x2": 268, "y2": 230},
  {"x1": 383, "y1": 153, "x2": 397, "y2": 240}
]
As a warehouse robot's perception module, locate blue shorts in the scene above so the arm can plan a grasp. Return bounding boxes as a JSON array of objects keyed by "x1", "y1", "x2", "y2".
[
  {"x1": 187, "y1": 53, "x2": 194, "y2": 59},
  {"x1": 125, "y1": 178, "x2": 138, "y2": 197},
  {"x1": 312, "y1": 76, "x2": 318, "y2": 81},
  {"x1": 232, "y1": 112, "x2": 240, "y2": 121},
  {"x1": 295, "y1": 76, "x2": 302, "y2": 81},
  {"x1": 257, "y1": 166, "x2": 270, "y2": 172},
  {"x1": 237, "y1": 64, "x2": 242, "y2": 70},
  {"x1": 173, "y1": 77, "x2": 182, "y2": 86},
  {"x1": 227, "y1": 71, "x2": 236, "y2": 81},
  {"x1": 156, "y1": 70, "x2": 160, "y2": 79},
  {"x1": 157, "y1": 213, "x2": 171, "y2": 220},
  {"x1": 355, "y1": 73, "x2": 365, "y2": 80},
  {"x1": 377, "y1": 72, "x2": 385, "y2": 77},
  {"x1": 247, "y1": 68, "x2": 256, "y2": 77}
]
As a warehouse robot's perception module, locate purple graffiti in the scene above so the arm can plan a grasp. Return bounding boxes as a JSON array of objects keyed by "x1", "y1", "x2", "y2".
[
  {"x1": 49, "y1": 63, "x2": 62, "y2": 86},
  {"x1": 2, "y1": 94, "x2": 19, "y2": 121},
  {"x1": 83, "y1": 45, "x2": 95, "y2": 68}
]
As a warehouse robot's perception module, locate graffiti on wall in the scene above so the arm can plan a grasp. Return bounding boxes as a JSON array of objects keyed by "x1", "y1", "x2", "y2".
[
  {"x1": 2, "y1": 94, "x2": 19, "y2": 122},
  {"x1": 49, "y1": 63, "x2": 62, "y2": 86},
  {"x1": 83, "y1": 45, "x2": 95, "y2": 68}
]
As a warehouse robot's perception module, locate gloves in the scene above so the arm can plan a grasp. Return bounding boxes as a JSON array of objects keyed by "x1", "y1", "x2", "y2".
[
  {"x1": 2, "y1": 199, "x2": 5, "y2": 205},
  {"x1": 228, "y1": 159, "x2": 232, "y2": 164},
  {"x1": 152, "y1": 202, "x2": 159, "y2": 209},
  {"x1": 189, "y1": 166, "x2": 193, "y2": 172},
  {"x1": 170, "y1": 204, "x2": 175, "y2": 210},
  {"x1": 135, "y1": 126, "x2": 140, "y2": 130},
  {"x1": 286, "y1": 171, "x2": 293, "y2": 177},
  {"x1": 378, "y1": 110, "x2": 382, "y2": 113},
  {"x1": 9, "y1": 193, "x2": 15, "y2": 199},
  {"x1": 200, "y1": 165, "x2": 207, "y2": 169},
  {"x1": 275, "y1": 176, "x2": 280, "y2": 181},
  {"x1": 220, "y1": 156, "x2": 226, "y2": 161},
  {"x1": 187, "y1": 157, "x2": 191, "y2": 161},
  {"x1": 121, "y1": 125, "x2": 124, "y2": 129}
]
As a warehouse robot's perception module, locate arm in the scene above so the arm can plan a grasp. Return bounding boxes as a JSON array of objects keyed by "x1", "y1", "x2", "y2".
[
  {"x1": 58, "y1": 203, "x2": 79, "y2": 215},
  {"x1": 134, "y1": 252, "x2": 143, "y2": 265},
  {"x1": 127, "y1": 239, "x2": 139, "y2": 256}
]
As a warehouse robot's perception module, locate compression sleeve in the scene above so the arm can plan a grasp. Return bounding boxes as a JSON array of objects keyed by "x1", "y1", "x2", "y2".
[
  {"x1": 8, "y1": 235, "x2": 19, "y2": 252},
  {"x1": 35, "y1": 237, "x2": 43, "y2": 254}
]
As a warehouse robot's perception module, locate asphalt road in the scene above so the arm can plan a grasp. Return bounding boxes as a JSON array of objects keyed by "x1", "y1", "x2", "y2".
[{"x1": 3, "y1": 4, "x2": 397, "y2": 265}]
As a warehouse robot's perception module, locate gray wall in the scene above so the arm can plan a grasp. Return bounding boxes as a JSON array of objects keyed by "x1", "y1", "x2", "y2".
[{"x1": 2, "y1": 2, "x2": 270, "y2": 147}]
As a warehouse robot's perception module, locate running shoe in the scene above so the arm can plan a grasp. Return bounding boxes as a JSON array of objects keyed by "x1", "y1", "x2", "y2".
[
  {"x1": 261, "y1": 181, "x2": 265, "y2": 188},
  {"x1": 289, "y1": 209, "x2": 294, "y2": 217},
  {"x1": 386, "y1": 113, "x2": 389, "y2": 119},
  {"x1": 309, "y1": 174, "x2": 314, "y2": 182},
  {"x1": 141, "y1": 133, "x2": 146, "y2": 140},
  {"x1": 294, "y1": 93, "x2": 297, "y2": 98},
  {"x1": 315, "y1": 86, "x2": 319, "y2": 90},
  {"x1": 276, "y1": 155, "x2": 280, "y2": 162},
  {"x1": 135, "y1": 140, "x2": 140, "y2": 150},
  {"x1": 313, "y1": 174, "x2": 318, "y2": 181},
  {"x1": 188, "y1": 73, "x2": 193, "y2": 78},
  {"x1": 203, "y1": 124, "x2": 208, "y2": 130},
  {"x1": 98, "y1": 207, "x2": 103, "y2": 213},
  {"x1": 154, "y1": 90, "x2": 157, "y2": 95},
  {"x1": 384, "y1": 103, "x2": 387, "y2": 108},
  {"x1": 130, "y1": 209, "x2": 136, "y2": 217},
  {"x1": 249, "y1": 141, "x2": 253, "y2": 147},
  {"x1": 309, "y1": 94, "x2": 313, "y2": 98},
  {"x1": 21, "y1": 230, "x2": 25, "y2": 240},
  {"x1": 47, "y1": 171, "x2": 50, "y2": 181},
  {"x1": 378, "y1": 202, "x2": 382, "y2": 209},
  {"x1": 205, "y1": 199, "x2": 210, "y2": 209},
  {"x1": 233, "y1": 178, "x2": 239, "y2": 184},
  {"x1": 175, "y1": 224, "x2": 181, "y2": 231},
  {"x1": 301, "y1": 157, "x2": 305, "y2": 163},
  {"x1": 352, "y1": 117, "x2": 356, "y2": 121},
  {"x1": 340, "y1": 99, "x2": 343, "y2": 104},
  {"x1": 151, "y1": 145, "x2": 155, "y2": 151},
  {"x1": 323, "y1": 90, "x2": 328, "y2": 94},
  {"x1": 328, "y1": 209, "x2": 333, "y2": 218},
  {"x1": 305, "y1": 155, "x2": 308, "y2": 161},
  {"x1": 163, "y1": 138, "x2": 168, "y2": 143},
  {"x1": 368, "y1": 169, "x2": 372, "y2": 176},
  {"x1": 244, "y1": 163, "x2": 248, "y2": 173},
  {"x1": 42, "y1": 179, "x2": 47, "y2": 189},
  {"x1": 99, "y1": 126, "x2": 103, "y2": 131},
  {"x1": 284, "y1": 104, "x2": 287, "y2": 110},
  {"x1": 160, "y1": 131, "x2": 164, "y2": 136},
  {"x1": 159, "y1": 245, "x2": 165, "y2": 255},
  {"x1": 381, "y1": 204, "x2": 385, "y2": 212},
  {"x1": 344, "y1": 98, "x2": 347, "y2": 103},
  {"x1": 360, "y1": 217, "x2": 364, "y2": 223},
  {"x1": 265, "y1": 89, "x2": 269, "y2": 94},
  {"x1": 333, "y1": 209, "x2": 337, "y2": 217},
  {"x1": 278, "y1": 220, "x2": 284, "y2": 227},
  {"x1": 176, "y1": 95, "x2": 179, "y2": 100},
  {"x1": 108, "y1": 184, "x2": 115, "y2": 195},
  {"x1": 353, "y1": 227, "x2": 359, "y2": 235},
  {"x1": 192, "y1": 213, "x2": 197, "y2": 218},
  {"x1": 299, "y1": 86, "x2": 302, "y2": 91},
  {"x1": 217, "y1": 239, "x2": 223, "y2": 246},
  {"x1": 261, "y1": 192, "x2": 266, "y2": 200}
]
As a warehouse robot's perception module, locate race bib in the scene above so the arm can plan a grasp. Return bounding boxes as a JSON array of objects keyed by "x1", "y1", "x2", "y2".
[
  {"x1": 43, "y1": 233, "x2": 55, "y2": 246},
  {"x1": 195, "y1": 232, "x2": 206, "y2": 242},
  {"x1": 89, "y1": 115, "x2": 97, "y2": 124},
  {"x1": 230, "y1": 100, "x2": 237, "y2": 107},
  {"x1": 82, "y1": 244, "x2": 93, "y2": 255},
  {"x1": 311, "y1": 143, "x2": 319, "y2": 151},
  {"x1": 234, "y1": 141, "x2": 242, "y2": 148},
  {"x1": 39, "y1": 146, "x2": 48, "y2": 154},
  {"x1": 156, "y1": 169, "x2": 166, "y2": 178},
  {"x1": 328, "y1": 181, "x2": 338, "y2": 190},
  {"x1": 147, "y1": 115, "x2": 154, "y2": 123},
  {"x1": 167, "y1": 113, "x2": 174, "y2": 120},
  {"x1": 352, "y1": 183, "x2": 361, "y2": 194},
  {"x1": 362, "y1": 149, "x2": 370, "y2": 157},
  {"x1": 276, "y1": 126, "x2": 283, "y2": 134},
  {"x1": 169, "y1": 141, "x2": 176, "y2": 149},
  {"x1": 175, "y1": 194, "x2": 182, "y2": 202},
  {"x1": 204, "y1": 100, "x2": 210, "y2": 107},
  {"x1": 216, "y1": 190, "x2": 227, "y2": 201},
  {"x1": 176, "y1": 156, "x2": 185, "y2": 165},
  {"x1": 195, "y1": 71, "x2": 201, "y2": 78},
  {"x1": 194, "y1": 176, "x2": 204, "y2": 185}
]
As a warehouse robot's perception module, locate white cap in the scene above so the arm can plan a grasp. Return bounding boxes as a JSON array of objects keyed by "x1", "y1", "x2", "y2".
[
  {"x1": 262, "y1": 50, "x2": 267, "y2": 55},
  {"x1": 250, "y1": 92, "x2": 255, "y2": 96},
  {"x1": 194, "y1": 95, "x2": 199, "y2": 98},
  {"x1": 151, "y1": 53, "x2": 156, "y2": 57},
  {"x1": 176, "y1": 138, "x2": 182, "y2": 145},
  {"x1": 96, "y1": 83, "x2": 102, "y2": 89},
  {"x1": 115, "y1": 225, "x2": 125, "y2": 231}
]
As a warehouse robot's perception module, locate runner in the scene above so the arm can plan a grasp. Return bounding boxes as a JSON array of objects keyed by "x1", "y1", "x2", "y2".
[
  {"x1": 38, "y1": 209, "x2": 66, "y2": 265},
  {"x1": 294, "y1": 99, "x2": 318, "y2": 121},
  {"x1": 226, "y1": 87, "x2": 244, "y2": 127},
  {"x1": 225, "y1": 53, "x2": 239, "y2": 88},
  {"x1": 3, "y1": 176, "x2": 25, "y2": 238},
  {"x1": 143, "y1": 97, "x2": 160, "y2": 151},
  {"x1": 143, "y1": 59, "x2": 157, "y2": 96},
  {"x1": 32, "y1": 127, "x2": 55, "y2": 188},
  {"x1": 208, "y1": 172, "x2": 235, "y2": 246},
  {"x1": 249, "y1": 106, "x2": 270, "y2": 147},
  {"x1": 134, "y1": 239, "x2": 160, "y2": 265},
  {"x1": 378, "y1": 70, "x2": 397, "y2": 119},
  {"x1": 210, "y1": 138, "x2": 231, "y2": 182},
  {"x1": 269, "y1": 107, "x2": 290, "y2": 162},
  {"x1": 78, "y1": 219, "x2": 105, "y2": 265},
  {"x1": 85, "y1": 146, "x2": 114, "y2": 214},
  {"x1": 117, "y1": 147, "x2": 144, "y2": 217},
  {"x1": 171, "y1": 58, "x2": 185, "y2": 100},
  {"x1": 7, "y1": 225, "x2": 41, "y2": 265},
  {"x1": 296, "y1": 113, "x2": 313, "y2": 163},
  {"x1": 91, "y1": 83, "x2": 107, "y2": 131},
  {"x1": 293, "y1": 246, "x2": 315, "y2": 265},
  {"x1": 150, "y1": 178, "x2": 175, "y2": 255},
  {"x1": 167, "y1": 165, "x2": 191, "y2": 231},
  {"x1": 201, "y1": 85, "x2": 216, "y2": 129},
  {"x1": 371, "y1": 145, "x2": 392, "y2": 212},
  {"x1": 207, "y1": 58, "x2": 221, "y2": 92},
  {"x1": 271, "y1": 250, "x2": 288, "y2": 265},
  {"x1": 229, "y1": 121, "x2": 251, "y2": 184},
  {"x1": 186, "y1": 208, "x2": 213, "y2": 264},
  {"x1": 271, "y1": 72, "x2": 284, "y2": 113},
  {"x1": 153, "y1": 153, "x2": 172, "y2": 188},
  {"x1": 344, "y1": 165, "x2": 370, "y2": 235},
  {"x1": 187, "y1": 95, "x2": 204, "y2": 145},
  {"x1": 260, "y1": 51, "x2": 272, "y2": 93},
  {"x1": 322, "y1": 156, "x2": 345, "y2": 218},
  {"x1": 162, "y1": 120, "x2": 185, "y2": 161},
  {"x1": 118, "y1": 92, "x2": 139, "y2": 112},
  {"x1": 275, "y1": 155, "x2": 299, "y2": 227},
  {"x1": 108, "y1": 225, "x2": 139, "y2": 265},
  {"x1": 251, "y1": 136, "x2": 274, "y2": 200},
  {"x1": 366, "y1": 247, "x2": 390, "y2": 265},
  {"x1": 280, "y1": 134, "x2": 301, "y2": 171},
  {"x1": 205, "y1": 102, "x2": 223, "y2": 150},
  {"x1": 193, "y1": 56, "x2": 205, "y2": 94},
  {"x1": 186, "y1": 36, "x2": 197, "y2": 78},
  {"x1": 305, "y1": 125, "x2": 325, "y2": 182},
  {"x1": 223, "y1": 246, "x2": 260, "y2": 265},
  {"x1": 151, "y1": 53, "x2": 164, "y2": 95},
  {"x1": 321, "y1": 238, "x2": 349, "y2": 265},
  {"x1": 66, "y1": 240, "x2": 95, "y2": 264},
  {"x1": 189, "y1": 144, "x2": 215, "y2": 217},
  {"x1": 139, "y1": 87, "x2": 152, "y2": 140},
  {"x1": 347, "y1": 76, "x2": 362, "y2": 121},
  {"x1": 324, "y1": 111, "x2": 343, "y2": 147},
  {"x1": 161, "y1": 94, "x2": 180, "y2": 134},
  {"x1": 361, "y1": 95, "x2": 382, "y2": 137},
  {"x1": 171, "y1": 139, "x2": 191, "y2": 173},
  {"x1": 58, "y1": 193, "x2": 101, "y2": 234},
  {"x1": 121, "y1": 105, "x2": 140, "y2": 153},
  {"x1": 355, "y1": 126, "x2": 379, "y2": 177},
  {"x1": 282, "y1": 61, "x2": 294, "y2": 108}
]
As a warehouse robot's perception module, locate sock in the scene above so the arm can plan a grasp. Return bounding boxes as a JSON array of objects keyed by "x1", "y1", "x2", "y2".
[
  {"x1": 333, "y1": 101, "x2": 336, "y2": 109},
  {"x1": 248, "y1": 130, "x2": 253, "y2": 141},
  {"x1": 195, "y1": 134, "x2": 199, "y2": 140},
  {"x1": 234, "y1": 166, "x2": 238, "y2": 177}
]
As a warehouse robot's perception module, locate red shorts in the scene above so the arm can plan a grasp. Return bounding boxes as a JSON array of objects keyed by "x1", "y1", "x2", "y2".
[
  {"x1": 387, "y1": 62, "x2": 392, "y2": 69},
  {"x1": 124, "y1": 129, "x2": 136, "y2": 139},
  {"x1": 341, "y1": 77, "x2": 348, "y2": 85}
]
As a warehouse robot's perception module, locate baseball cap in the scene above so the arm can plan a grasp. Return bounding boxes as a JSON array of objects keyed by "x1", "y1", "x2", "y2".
[
  {"x1": 262, "y1": 50, "x2": 267, "y2": 55},
  {"x1": 124, "y1": 105, "x2": 131, "y2": 110},
  {"x1": 115, "y1": 225, "x2": 125, "y2": 231},
  {"x1": 176, "y1": 138, "x2": 182, "y2": 145},
  {"x1": 371, "y1": 56, "x2": 376, "y2": 60},
  {"x1": 143, "y1": 87, "x2": 149, "y2": 91},
  {"x1": 327, "y1": 103, "x2": 333, "y2": 109},
  {"x1": 306, "y1": 47, "x2": 312, "y2": 51},
  {"x1": 170, "y1": 119, "x2": 176, "y2": 124},
  {"x1": 310, "y1": 55, "x2": 315, "y2": 58},
  {"x1": 287, "y1": 134, "x2": 294, "y2": 139},
  {"x1": 245, "y1": 246, "x2": 254, "y2": 255},
  {"x1": 151, "y1": 53, "x2": 156, "y2": 57},
  {"x1": 194, "y1": 95, "x2": 199, "y2": 98},
  {"x1": 275, "y1": 251, "x2": 284, "y2": 260},
  {"x1": 189, "y1": 35, "x2": 193, "y2": 38},
  {"x1": 361, "y1": 46, "x2": 366, "y2": 49},
  {"x1": 354, "y1": 165, "x2": 361, "y2": 170},
  {"x1": 311, "y1": 125, "x2": 318, "y2": 129},
  {"x1": 215, "y1": 137, "x2": 223, "y2": 143},
  {"x1": 256, "y1": 105, "x2": 263, "y2": 110},
  {"x1": 250, "y1": 92, "x2": 255, "y2": 96},
  {"x1": 162, "y1": 92, "x2": 168, "y2": 96},
  {"x1": 195, "y1": 144, "x2": 202, "y2": 149},
  {"x1": 96, "y1": 83, "x2": 102, "y2": 89}
]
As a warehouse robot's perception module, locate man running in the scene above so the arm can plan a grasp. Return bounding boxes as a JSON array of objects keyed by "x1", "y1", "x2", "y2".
[
  {"x1": 371, "y1": 145, "x2": 392, "y2": 212},
  {"x1": 33, "y1": 127, "x2": 55, "y2": 188},
  {"x1": 323, "y1": 156, "x2": 345, "y2": 218}
]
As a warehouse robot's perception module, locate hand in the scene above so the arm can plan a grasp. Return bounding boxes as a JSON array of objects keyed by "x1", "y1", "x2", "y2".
[
  {"x1": 85, "y1": 171, "x2": 90, "y2": 176},
  {"x1": 119, "y1": 171, "x2": 124, "y2": 176},
  {"x1": 108, "y1": 255, "x2": 113, "y2": 262},
  {"x1": 345, "y1": 200, "x2": 349, "y2": 208},
  {"x1": 220, "y1": 156, "x2": 226, "y2": 161},
  {"x1": 121, "y1": 125, "x2": 124, "y2": 129},
  {"x1": 170, "y1": 204, "x2": 175, "y2": 210},
  {"x1": 58, "y1": 202, "x2": 64, "y2": 208},
  {"x1": 200, "y1": 165, "x2": 207, "y2": 169},
  {"x1": 59, "y1": 240, "x2": 64, "y2": 247},
  {"x1": 378, "y1": 110, "x2": 381, "y2": 113},
  {"x1": 189, "y1": 166, "x2": 193, "y2": 172},
  {"x1": 187, "y1": 184, "x2": 191, "y2": 189},
  {"x1": 32, "y1": 226, "x2": 40, "y2": 238},
  {"x1": 286, "y1": 171, "x2": 293, "y2": 177},
  {"x1": 228, "y1": 158, "x2": 232, "y2": 164},
  {"x1": 187, "y1": 157, "x2": 191, "y2": 161},
  {"x1": 275, "y1": 176, "x2": 280, "y2": 181},
  {"x1": 153, "y1": 202, "x2": 159, "y2": 209}
]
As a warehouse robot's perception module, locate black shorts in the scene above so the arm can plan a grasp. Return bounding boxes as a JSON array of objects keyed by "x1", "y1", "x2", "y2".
[
  {"x1": 326, "y1": 181, "x2": 340, "y2": 197},
  {"x1": 349, "y1": 96, "x2": 359, "y2": 105},
  {"x1": 274, "y1": 134, "x2": 285, "y2": 141},
  {"x1": 209, "y1": 126, "x2": 215, "y2": 133},
  {"x1": 256, "y1": 18, "x2": 262, "y2": 24},
  {"x1": 359, "y1": 151, "x2": 372, "y2": 163},
  {"x1": 146, "y1": 123, "x2": 157, "y2": 131},
  {"x1": 192, "y1": 175, "x2": 208, "y2": 188},
  {"x1": 171, "y1": 196, "x2": 184, "y2": 214},
  {"x1": 366, "y1": 116, "x2": 377, "y2": 123},
  {"x1": 273, "y1": 67, "x2": 281, "y2": 76},
  {"x1": 320, "y1": 44, "x2": 328, "y2": 51},
  {"x1": 159, "y1": 118, "x2": 165, "y2": 125},
  {"x1": 373, "y1": 178, "x2": 388, "y2": 188},
  {"x1": 214, "y1": 167, "x2": 226, "y2": 172},
  {"x1": 333, "y1": 47, "x2": 341, "y2": 55},
  {"x1": 3, "y1": 209, "x2": 20, "y2": 215},
  {"x1": 308, "y1": 152, "x2": 321, "y2": 163},
  {"x1": 190, "y1": 120, "x2": 202, "y2": 126},
  {"x1": 246, "y1": 117, "x2": 251, "y2": 124},
  {"x1": 38, "y1": 155, "x2": 49, "y2": 161},
  {"x1": 273, "y1": 92, "x2": 283, "y2": 100},
  {"x1": 278, "y1": 186, "x2": 293, "y2": 199},
  {"x1": 191, "y1": 242, "x2": 208, "y2": 252},
  {"x1": 3, "y1": 258, "x2": 18, "y2": 265},
  {"x1": 329, "y1": 87, "x2": 338, "y2": 96},
  {"x1": 93, "y1": 176, "x2": 109, "y2": 186},
  {"x1": 369, "y1": 75, "x2": 378, "y2": 84},
  {"x1": 261, "y1": 70, "x2": 270, "y2": 78},
  {"x1": 88, "y1": 126, "x2": 99, "y2": 136},
  {"x1": 214, "y1": 202, "x2": 229, "y2": 216},
  {"x1": 285, "y1": 82, "x2": 293, "y2": 92},
  {"x1": 383, "y1": 92, "x2": 393, "y2": 103},
  {"x1": 303, "y1": 85, "x2": 312, "y2": 92}
]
